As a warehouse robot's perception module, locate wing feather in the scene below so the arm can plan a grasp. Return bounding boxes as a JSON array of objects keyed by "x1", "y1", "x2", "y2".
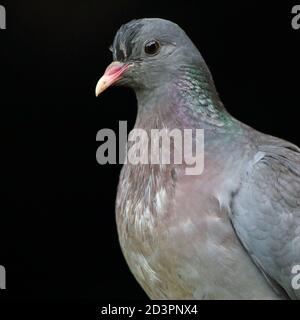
[{"x1": 231, "y1": 137, "x2": 300, "y2": 299}]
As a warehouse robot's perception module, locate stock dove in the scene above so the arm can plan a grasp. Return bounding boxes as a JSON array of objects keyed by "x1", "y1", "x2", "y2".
[{"x1": 96, "y1": 18, "x2": 300, "y2": 299}]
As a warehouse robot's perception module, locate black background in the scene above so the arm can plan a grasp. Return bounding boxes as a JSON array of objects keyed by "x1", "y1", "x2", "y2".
[{"x1": 0, "y1": 0, "x2": 299, "y2": 300}]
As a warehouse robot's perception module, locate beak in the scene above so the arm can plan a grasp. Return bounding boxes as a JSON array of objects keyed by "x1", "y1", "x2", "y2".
[{"x1": 95, "y1": 61, "x2": 131, "y2": 97}]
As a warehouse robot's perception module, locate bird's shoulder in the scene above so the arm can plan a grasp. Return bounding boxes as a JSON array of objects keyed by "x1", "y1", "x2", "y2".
[{"x1": 248, "y1": 134, "x2": 300, "y2": 209}]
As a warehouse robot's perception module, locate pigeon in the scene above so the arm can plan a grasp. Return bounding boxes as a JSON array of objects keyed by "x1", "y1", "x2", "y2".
[{"x1": 95, "y1": 18, "x2": 300, "y2": 299}]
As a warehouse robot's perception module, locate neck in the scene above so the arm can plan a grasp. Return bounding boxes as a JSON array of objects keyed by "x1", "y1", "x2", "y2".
[
  {"x1": 170, "y1": 64, "x2": 234, "y2": 128},
  {"x1": 135, "y1": 63, "x2": 239, "y2": 132}
]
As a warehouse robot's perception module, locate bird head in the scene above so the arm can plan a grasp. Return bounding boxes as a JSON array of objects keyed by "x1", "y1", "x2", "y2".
[{"x1": 95, "y1": 18, "x2": 203, "y2": 97}]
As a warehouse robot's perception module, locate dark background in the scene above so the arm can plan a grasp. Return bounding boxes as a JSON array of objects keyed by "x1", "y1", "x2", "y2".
[{"x1": 0, "y1": 0, "x2": 299, "y2": 300}]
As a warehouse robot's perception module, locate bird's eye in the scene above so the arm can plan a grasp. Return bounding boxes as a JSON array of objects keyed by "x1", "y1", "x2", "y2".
[{"x1": 144, "y1": 40, "x2": 160, "y2": 55}]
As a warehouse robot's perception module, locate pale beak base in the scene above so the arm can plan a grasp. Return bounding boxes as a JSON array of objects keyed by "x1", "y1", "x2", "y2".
[{"x1": 95, "y1": 61, "x2": 130, "y2": 97}]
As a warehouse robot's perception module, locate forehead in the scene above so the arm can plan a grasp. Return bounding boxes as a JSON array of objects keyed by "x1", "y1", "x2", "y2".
[
  {"x1": 112, "y1": 19, "x2": 144, "y2": 61},
  {"x1": 112, "y1": 19, "x2": 181, "y2": 61}
]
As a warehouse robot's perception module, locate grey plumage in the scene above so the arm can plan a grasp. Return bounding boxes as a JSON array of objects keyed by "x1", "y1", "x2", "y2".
[{"x1": 96, "y1": 18, "x2": 300, "y2": 299}]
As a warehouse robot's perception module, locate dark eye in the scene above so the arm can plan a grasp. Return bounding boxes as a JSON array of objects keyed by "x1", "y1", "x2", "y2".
[{"x1": 144, "y1": 40, "x2": 160, "y2": 55}]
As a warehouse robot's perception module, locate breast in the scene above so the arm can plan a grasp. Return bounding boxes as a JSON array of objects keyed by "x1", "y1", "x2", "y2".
[
  {"x1": 115, "y1": 158, "x2": 281, "y2": 300},
  {"x1": 115, "y1": 161, "x2": 174, "y2": 297}
]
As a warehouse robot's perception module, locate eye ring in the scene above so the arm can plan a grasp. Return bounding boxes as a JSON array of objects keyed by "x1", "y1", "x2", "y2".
[{"x1": 144, "y1": 40, "x2": 160, "y2": 55}]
